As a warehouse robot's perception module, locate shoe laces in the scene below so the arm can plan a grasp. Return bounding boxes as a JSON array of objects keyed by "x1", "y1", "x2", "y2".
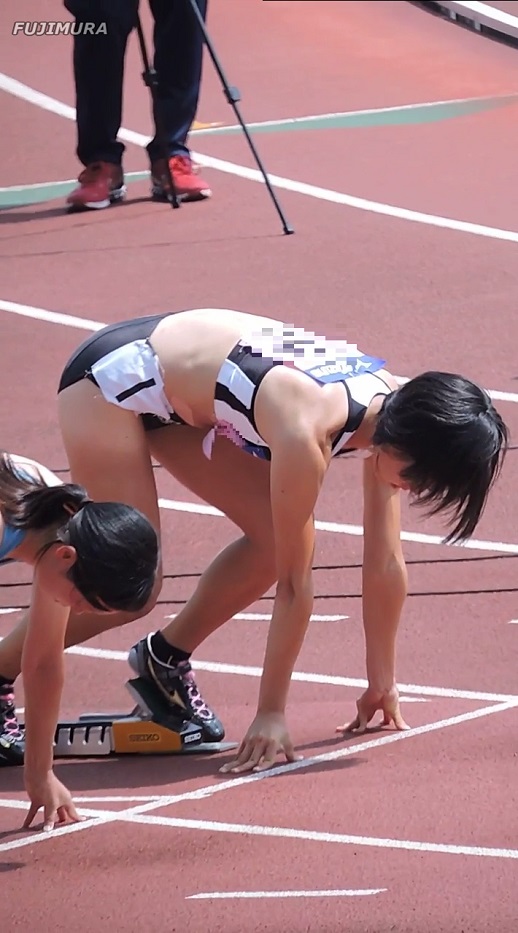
[
  {"x1": 0, "y1": 693, "x2": 24, "y2": 741},
  {"x1": 176, "y1": 661, "x2": 214, "y2": 720}
]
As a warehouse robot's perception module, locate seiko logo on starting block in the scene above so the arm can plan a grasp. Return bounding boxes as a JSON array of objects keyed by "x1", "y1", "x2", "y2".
[{"x1": 128, "y1": 732, "x2": 161, "y2": 743}]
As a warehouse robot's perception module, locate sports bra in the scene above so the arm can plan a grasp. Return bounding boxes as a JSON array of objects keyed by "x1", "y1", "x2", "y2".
[
  {"x1": 0, "y1": 524, "x2": 26, "y2": 561},
  {"x1": 0, "y1": 463, "x2": 37, "y2": 563}
]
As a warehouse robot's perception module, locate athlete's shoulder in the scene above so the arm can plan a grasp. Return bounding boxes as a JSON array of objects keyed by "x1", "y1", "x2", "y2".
[{"x1": 374, "y1": 368, "x2": 399, "y2": 393}]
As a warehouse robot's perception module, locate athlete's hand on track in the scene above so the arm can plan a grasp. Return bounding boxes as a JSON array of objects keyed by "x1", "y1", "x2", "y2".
[
  {"x1": 336, "y1": 684, "x2": 410, "y2": 736},
  {"x1": 23, "y1": 771, "x2": 84, "y2": 833},
  {"x1": 219, "y1": 711, "x2": 303, "y2": 774}
]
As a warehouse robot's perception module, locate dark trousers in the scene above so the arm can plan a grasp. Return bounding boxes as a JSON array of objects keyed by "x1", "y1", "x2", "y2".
[{"x1": 64, "y1": 0, "x2": 208, "y2": 167}]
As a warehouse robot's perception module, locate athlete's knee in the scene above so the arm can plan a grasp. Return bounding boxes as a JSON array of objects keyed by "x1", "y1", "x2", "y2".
[{"x1": 246, "y1": 531, "x2": 277, "y2": 585}]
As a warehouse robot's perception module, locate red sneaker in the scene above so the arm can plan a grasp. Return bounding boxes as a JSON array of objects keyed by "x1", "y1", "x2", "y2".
[
  {"x1": 150, "y1": 155, "x2": 212, "y2": 202},
  {"x1": 66, "y1": 161, "x2": 126, "y2": 211}
]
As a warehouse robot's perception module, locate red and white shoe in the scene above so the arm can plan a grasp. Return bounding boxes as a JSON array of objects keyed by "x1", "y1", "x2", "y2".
[
  {"x1": 150, "y1": 155, "x2": 212, "y2": 203},
  {"x1": 66, "y1": 161, "x2": 126, "y2": 211}
]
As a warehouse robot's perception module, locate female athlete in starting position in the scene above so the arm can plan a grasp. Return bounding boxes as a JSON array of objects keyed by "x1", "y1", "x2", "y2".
[
  {"x1": 0, "y1": 308, "x2": 508, "y2": 820},
  {"x1": 0, "y1": 451, "x2": 159, "y2": 829}
]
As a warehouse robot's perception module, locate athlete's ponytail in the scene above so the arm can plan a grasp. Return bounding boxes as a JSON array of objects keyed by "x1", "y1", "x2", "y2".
[
  {"x1": 0, "y1": 451, "x2": 90, "y2": 530},
  {"x1": 1, "y1": 450, "x2": 159, "y2": 614}
]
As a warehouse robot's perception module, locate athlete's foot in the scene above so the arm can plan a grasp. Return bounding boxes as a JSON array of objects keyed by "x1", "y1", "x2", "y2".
[
  {"x1": 128, "y1": 634, "x2": 225, "y2": 742},
  {"x1": 0, "y1": 683, "x2": 25, "y2": 766}
]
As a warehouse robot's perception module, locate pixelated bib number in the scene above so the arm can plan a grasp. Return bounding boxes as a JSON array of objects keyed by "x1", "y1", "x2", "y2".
[{"x1": 296, "y1": 353, "x2": 386, "y2": 384}]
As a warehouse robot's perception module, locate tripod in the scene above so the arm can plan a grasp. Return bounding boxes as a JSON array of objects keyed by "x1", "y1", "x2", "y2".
[{"x1": 135, "y1": 2, "x2": 294, "y2": 233}]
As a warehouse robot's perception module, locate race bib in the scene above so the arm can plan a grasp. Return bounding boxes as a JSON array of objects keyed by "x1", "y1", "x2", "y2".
[{"x1": 295, "y1": 351, "x2": 386, "y2": 384}]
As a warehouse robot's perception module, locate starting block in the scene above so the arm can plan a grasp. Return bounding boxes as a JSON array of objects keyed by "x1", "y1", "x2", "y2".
[{"x1": 50, "y1": 678, "x2": 238, "y2": 759}]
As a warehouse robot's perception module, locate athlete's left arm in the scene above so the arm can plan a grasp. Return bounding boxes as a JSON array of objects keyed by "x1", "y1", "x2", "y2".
[
  {"x1": 339, "y1": 454, "x2": 410, "y2": 734},
  {"x1": 363, "y1": 453, "x2": 408, "y2": 686}
]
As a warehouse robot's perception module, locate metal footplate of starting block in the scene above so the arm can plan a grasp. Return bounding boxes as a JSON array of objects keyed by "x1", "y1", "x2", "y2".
[{"x1": 52, "y1": 677, "x2": 238, "y2": 759}]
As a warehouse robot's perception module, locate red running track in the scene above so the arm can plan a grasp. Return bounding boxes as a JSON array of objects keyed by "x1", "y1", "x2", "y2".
[{"x1": 1, "y1": 1, "x2": 518, "y2": 930}]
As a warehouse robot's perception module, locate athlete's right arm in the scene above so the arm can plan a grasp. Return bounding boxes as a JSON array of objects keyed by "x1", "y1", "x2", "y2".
[
  {"x1": 21, "y1": 570, "x2": 81, "y2": 830},
  {"x1": 221, "y1": 386, "x2": 332, "y2": 774}
]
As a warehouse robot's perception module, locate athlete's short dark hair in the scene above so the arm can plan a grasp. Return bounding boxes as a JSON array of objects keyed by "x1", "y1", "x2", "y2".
[{"x1": 372, "y1": 372, "x2": 509, "y2": 542}]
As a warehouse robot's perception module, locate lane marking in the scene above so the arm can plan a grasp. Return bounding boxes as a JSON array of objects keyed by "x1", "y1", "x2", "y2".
[
  {"x1": 1, "y1": 701, "x2": 516, "y2": 855},
  {"x1": 53, "y1": 642, "x2": 518, "y2": 702},
  {"x1": 167, "y1": 611, "x2": 348, "y2": 622},
  {"x1": 158, "y1": 496, "x2": 518, "y2": 553},
  {"x1": 1, "y1": 609, "x2": 350, "y2": 624},
  {"x1": 122, "y1": 813, "x2": 518, "y2": 861},
  {"x1": 1, "y1": 297, "x2": 518, "y2": 555},
  {"x1": 0, "y1": 797, "x2": 142, "y2": 809},
  {"x1": 2, "y1": 72, "x2": 518, "y2": 243},
  {"x1": 1, "y1": 92, "x2": 517, "y2": 202},
  {"x1": 1, "y1": 631, "x2": 516, "y2": 703},
  {"x1": 184, "y1": 93, "x2": 518, "y2": 136},
  {"x1": 2, "y1": 87, "x2": 516, "y2": 209},
  {"x1": 117, "y1": 701, "x2": 518, "y2": 807},
  {"x1": 186, "y1": 888, "x2": 387, "y2": 899}
]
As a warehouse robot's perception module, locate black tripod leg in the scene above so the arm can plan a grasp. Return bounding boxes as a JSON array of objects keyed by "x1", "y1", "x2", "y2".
[
  {"x1": 187, "y1": 0, "x2": 294, "y2": 235},
  {"x1": 135, "y1": 14, "x2": 180, "y2": 209}
]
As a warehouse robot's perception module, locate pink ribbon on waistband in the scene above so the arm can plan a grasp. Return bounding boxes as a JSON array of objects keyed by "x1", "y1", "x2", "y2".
[{"x1": 202, "y1": 421, "x2": 248, "y2": 460}]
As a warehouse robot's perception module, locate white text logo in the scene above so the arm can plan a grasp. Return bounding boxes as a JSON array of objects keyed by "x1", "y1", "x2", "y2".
[{"x1": 12, "y1": 22, "x2": 108, "y2": 37}]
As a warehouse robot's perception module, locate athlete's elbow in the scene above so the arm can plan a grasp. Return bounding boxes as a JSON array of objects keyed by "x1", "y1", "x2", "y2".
[{"x1": 364, "y1": 554, "x2": 408, "y2": 591}]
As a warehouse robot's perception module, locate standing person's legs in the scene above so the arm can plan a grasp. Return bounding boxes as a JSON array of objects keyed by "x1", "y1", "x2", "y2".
[
  {"x1": 64, "y1": 0, "x2": 139, "y2": 210},
  {"x1": 147, "y1": 0, "x2": 212, "y2": 201}
]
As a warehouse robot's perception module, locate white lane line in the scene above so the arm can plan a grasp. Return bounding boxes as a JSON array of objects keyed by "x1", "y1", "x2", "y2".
[
  {"x1": 0, "y1": 633, "x2": 512, "y2": 701},
  {"x1": 0, "y1": 812, "x2": 118, "y2": 853},
  {"x1": 56, "y1": 642, "x2": 518, "y2": 703},
  {"x1": 2, "y1": 298, "x2": 518, "y2": 554},
  {"x1": 186, "y1": 888, "x2": 387, "y2": 899},
  {"x1": 70, "y1": 700, "x2": 518, "y2": 811},
  {"x1": 121, "y1": 812, "x2": 518, "y2": 861},
  {"x1": 166, "y1": 611, "x2": 348, "y2": 622},
  {"x1": 1, "y1": 701, "x2": 516, "y2": 855},
  {"x1": 157, "y1": 497, "x2": 518, "y2": 553},
  {"x1": 3, "y1": 73, "x2": 518, "y2": 244}
]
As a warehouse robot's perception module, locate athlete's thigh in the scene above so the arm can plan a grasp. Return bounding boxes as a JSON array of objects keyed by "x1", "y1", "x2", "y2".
[
  {"x1": 57, "y1": 379, "x2": 161, "y2": 534},
  {"x1": 147, "y1": 425, "x2": 273, "y2": 541}
]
